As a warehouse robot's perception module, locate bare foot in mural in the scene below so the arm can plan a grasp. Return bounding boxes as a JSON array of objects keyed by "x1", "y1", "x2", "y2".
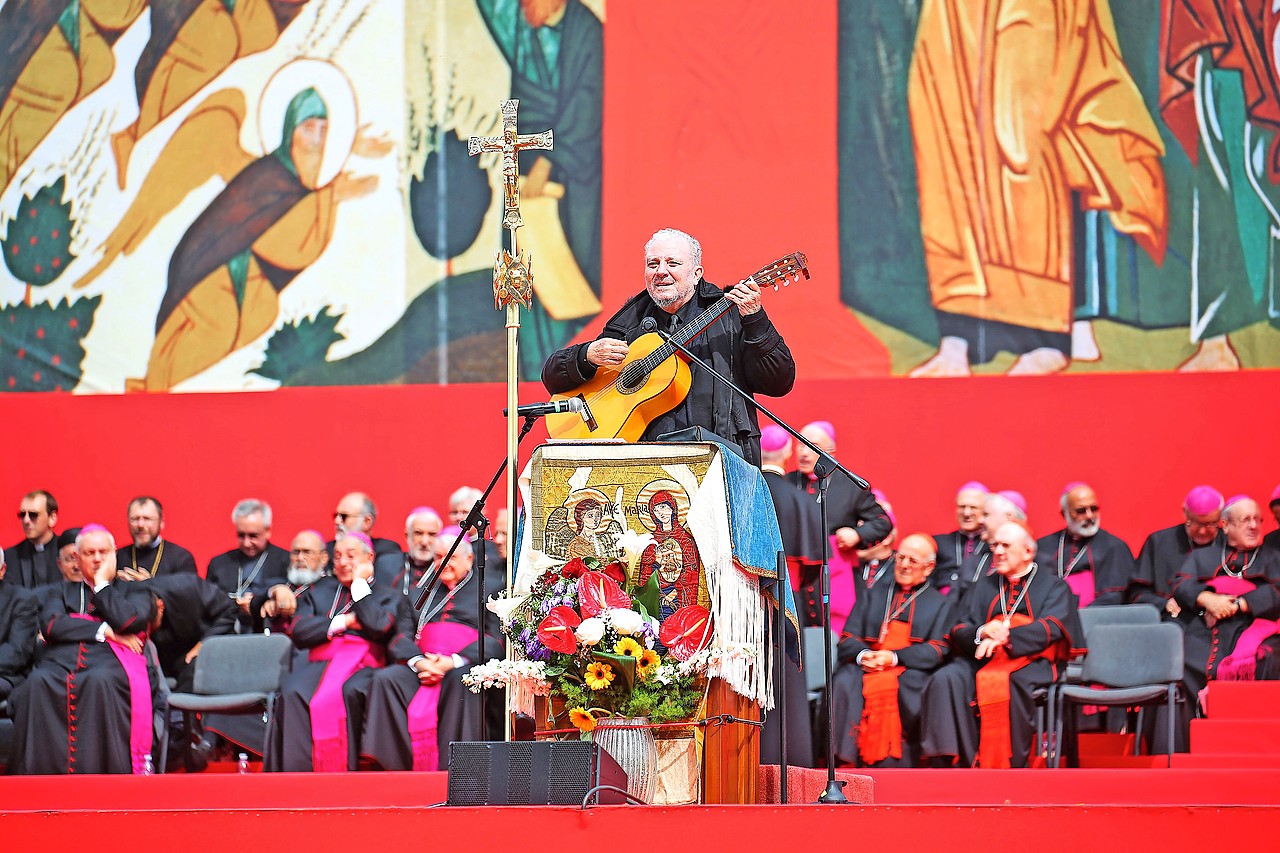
[
  {"x1": 1007, "y1": 348, "x2": 1069, "y2": 375},
  {"x1": 909, "y1": 336, "x2": 971, "y2": 377},
  {"x1": 1178, "y1": 335, "x2": 1240, "y2": 372},
  {"x1": 1071, "y1": 320, "x2": 1101, "y2": 361}
]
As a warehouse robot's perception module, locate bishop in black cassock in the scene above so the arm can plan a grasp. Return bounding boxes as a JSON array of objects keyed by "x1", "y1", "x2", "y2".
[
  {"x1": 344, "y1": 535, "x2": 501, "y2": 771},
  {"x1": 273, "y1": 534, "x2": 396, "y2": 772},
  {"x1": 1035, "y1": 485, "x2": 1135, "y2": 607},
  {"x1": 920, "y1": 522, "x2": 1082, "y2": 768},
  {"x1": 1131, "y1": 485, "x2": 1226, "y2": 614},
  {"x1": 830, "y1": 534, "x2": 952, "y2": 767},
  {"x1": 8, "y1": 527, "x2": 157, "y2": 775},
  {"x1": 933, "y1": 482, "x2": 990, "y2": 594},
  {"x1": 207, "y1": 540, "x2": 290, "y2": 633}
]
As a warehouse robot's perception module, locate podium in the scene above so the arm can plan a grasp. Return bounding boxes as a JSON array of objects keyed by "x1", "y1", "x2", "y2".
[{"x1": 515, "y1": 441, "x2": 793, "y2": 804}]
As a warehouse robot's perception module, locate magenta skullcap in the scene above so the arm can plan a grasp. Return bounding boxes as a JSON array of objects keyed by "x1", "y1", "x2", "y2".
[
  {"x1": 1224, "y1": 494, "x2": 1253, "y2": 511},
  {"x1": 957, "y1": 481, "x2": 989, "y2": 496},
  {"x1": 1183, "y1": 486, "x2": 1224, "y2": 516},
  {"x1": 442, "y1": 524, "x2": 464, "y2": 538},
  {"x1": 1061, "y1": 481, "x2": 1089, "y2": 498},
  {"x1": 1270, "y1": 484, "x2": 1280, "y2": 505},
  {"x1": 299, "y1": 528, "x2": 326, "y2": 542},
  {"x1": 79, "y1": 523, "x2": 110, "y2": 535},
  {"x1": 338, "y1": 530, "x2": 373, "y2": 551},
  {"x1": 997, "y1": 490, "x2": 1028, "y2": 513},
  {"x1": 760, "y1": 425, "x2": 791, "y2": 453},
  {"x1": 804, "y1": 420, "x2": 837, "y2": 444}
]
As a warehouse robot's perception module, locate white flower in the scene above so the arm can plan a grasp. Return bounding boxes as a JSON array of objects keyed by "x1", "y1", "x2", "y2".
[
  {"x1": 609, "y1": 608, "x2": 644, "y2": 636},
  {"x1": 653, "y1": 664, "x2": 676, "y2": 686},
  {"x1": 486, "y1": 594, "x2": 527, "y2": 626},
  {"x1": 575, "y1": 617, "x2": 605, "y2": 646},
  {"x1": 616, "y1": 528, "x2": 655, "y2": 560}
]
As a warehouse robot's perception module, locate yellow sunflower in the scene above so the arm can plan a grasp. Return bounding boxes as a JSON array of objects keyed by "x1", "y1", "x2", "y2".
[
  {"x1": 637, "y1": 648, "x2": 661, "y2": 680},
  {"x1": 568, "y1": 707, "x2": 598, "y2": 733},
  {"x1": 585, "y1": 661, "x2": 615, "y2": 690},
  {"x1": 614, "y1": 637, "x2": 644, "y2": 659}
]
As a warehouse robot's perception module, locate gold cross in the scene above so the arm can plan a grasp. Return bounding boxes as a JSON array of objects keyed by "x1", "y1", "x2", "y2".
[{"x1": 468, "y1": 99, "x2": 553, "y2": 231}]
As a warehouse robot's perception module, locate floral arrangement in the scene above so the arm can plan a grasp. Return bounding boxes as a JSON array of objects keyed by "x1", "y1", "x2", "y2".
[{"x1": 467, "y1": 554, "x2": 717, "y2": 733}]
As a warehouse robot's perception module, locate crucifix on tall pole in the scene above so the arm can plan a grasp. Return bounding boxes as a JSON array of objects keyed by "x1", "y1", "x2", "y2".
[{"x1": 468, "y1": 97, "x2": 552, "y2": 642}]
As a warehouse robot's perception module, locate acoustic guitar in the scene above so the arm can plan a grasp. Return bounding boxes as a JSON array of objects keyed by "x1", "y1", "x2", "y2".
[{"x1": 545, "y1": 252, "x2": 809, "y2": 442}]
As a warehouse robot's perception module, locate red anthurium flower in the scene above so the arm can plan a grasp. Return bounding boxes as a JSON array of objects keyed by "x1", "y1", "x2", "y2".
[
  {"x1": 659, "y1": 605, "x2": 713, "y2": 661},
  {"x1": 537, "y1": 606, "x2": 582, "y2": 654},
  {"x1": 560, "y1": 558, "x2": 589, "y2": 579},
  {"x1": 577, "y1": 571, "x2": 631, "y2": 617},
  {"x1": 600, "y1": 560, "x2": 628, "y2": 586}
]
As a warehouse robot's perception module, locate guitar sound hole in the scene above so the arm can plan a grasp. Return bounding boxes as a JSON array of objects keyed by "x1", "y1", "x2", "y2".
[{"x1": 616, "y1": 365, "x2": 645, "y2": 395}]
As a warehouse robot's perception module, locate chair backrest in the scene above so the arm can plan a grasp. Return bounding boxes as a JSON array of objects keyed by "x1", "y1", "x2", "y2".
[
  {"x1": 191, "y1": 634, "x2": 294, "y2": 696},
  {"x1": 1078, "y1": 604, "x2": 1160, "y2": 640},
  {"x1": 1080, "y1": 623, "x2": 1183, "y2": 688},
  {"x1": 802, "y1": 627, "x2": 836, "y2": 694}
]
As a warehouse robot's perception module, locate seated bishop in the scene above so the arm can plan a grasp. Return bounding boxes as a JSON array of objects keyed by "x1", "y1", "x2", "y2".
[
  {"x1": 8, "y1": 526, "x2": 157, "y2": 774},
  {"x1": 830, "y1": 533, "x2": 953, "y2": 767},
  {"x1": 920, "y1": 521, "x2": 1082, "y2": 768},
  {"x1": 344, "y1": 533, "x2": 501, "y2": 771},
  {"x1": 273, "y1": 531, "x2": 397, "y2": 772}
]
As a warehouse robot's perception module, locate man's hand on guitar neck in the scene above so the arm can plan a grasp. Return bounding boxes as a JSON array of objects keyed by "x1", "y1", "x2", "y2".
[
  {"x1": 586, "y1": 338, "x2": 630, "y2": 368},
  {"x1": 724, "y1": 277, "x2": 763, "y2": 316}
]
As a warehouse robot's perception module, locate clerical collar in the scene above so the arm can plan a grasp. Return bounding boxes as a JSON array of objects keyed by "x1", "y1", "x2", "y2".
[{"x1": 762, "y1": 464, "x2": 786, "y2": 476}]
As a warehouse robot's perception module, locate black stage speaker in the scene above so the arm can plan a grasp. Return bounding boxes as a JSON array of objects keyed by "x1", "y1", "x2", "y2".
[{"x1": 446, "y1": 741, "x2": 628, "y2": 805}]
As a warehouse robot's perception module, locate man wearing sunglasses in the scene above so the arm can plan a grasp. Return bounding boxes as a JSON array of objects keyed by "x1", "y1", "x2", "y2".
[
  {"x1": 4, "y1": 490, "x2": 61, "y2": 589},
  {"x1": 329, "y1": 492, "x2": 403, "y2": 589}
]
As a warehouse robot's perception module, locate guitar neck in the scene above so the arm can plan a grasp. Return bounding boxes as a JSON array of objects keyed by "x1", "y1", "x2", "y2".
[{"x1": 631, "y1": 295, "x2": 734, "y2": 377}]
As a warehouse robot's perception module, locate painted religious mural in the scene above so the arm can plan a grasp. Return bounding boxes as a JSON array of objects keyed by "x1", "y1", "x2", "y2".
[
  {"x1": 839, "y1": 0, "x2": 1280, "y2": 375},
  {"x1": 0, "y1": 0, "x2": 603, "y2": 392}
]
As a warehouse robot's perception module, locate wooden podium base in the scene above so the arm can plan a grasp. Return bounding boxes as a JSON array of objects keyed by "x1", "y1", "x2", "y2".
[{"x1": 700, "y1": 679, "x2": 760, "y2": 804}]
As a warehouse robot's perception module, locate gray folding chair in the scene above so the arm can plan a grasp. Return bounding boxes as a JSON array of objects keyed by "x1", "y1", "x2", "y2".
[
  {"x1": 1053, "y1": 623, "x2": 1183, "y2": 767},
  {"x1": 157, "y1": 634, "x2": 293, "y2": 772},
  {"x1": 803, "y1": 626, "x2": 836, "y2": 703},
  {"x1": 1044, "y1": 604, "x2": 1162, "y2": 763}
]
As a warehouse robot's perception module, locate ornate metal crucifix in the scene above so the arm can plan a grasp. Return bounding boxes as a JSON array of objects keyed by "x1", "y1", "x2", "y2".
[{"x1": 468, "y1": 99, "x2": 553, "y2": 616}]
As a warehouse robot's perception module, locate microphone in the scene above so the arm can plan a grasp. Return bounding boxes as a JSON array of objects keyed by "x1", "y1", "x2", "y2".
[{"x1": 503, "y1": 398, "x2": 585, "y2": 418}]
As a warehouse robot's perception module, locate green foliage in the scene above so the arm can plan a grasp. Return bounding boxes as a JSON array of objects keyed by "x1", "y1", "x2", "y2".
[
  {"x1": 252, "y1": 307, "x2": 345, "y2": 382},
  {"x1": 2, "y1": 177, "x2": 76, "y2": 287},
  {"x1": 0, "y1": 297, "x2": 99, "y2": 392}
]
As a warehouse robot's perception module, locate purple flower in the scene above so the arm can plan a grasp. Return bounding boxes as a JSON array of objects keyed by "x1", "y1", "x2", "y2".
[
  {"x1": 524, "y1": 640, "x2": 551, "y2": 662},
  {"x1": 519, "y1": 627, "x2": 533, "y2": 645}
]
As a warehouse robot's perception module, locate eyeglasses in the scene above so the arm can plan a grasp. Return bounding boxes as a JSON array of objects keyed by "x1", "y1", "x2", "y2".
[
  {"x1": 333, "y1": 512, "x2": 365, "y2": 522},
  {"x1": 17, "y1": 510, "x2": 42, "y2": 520},
  {"x1": 1226, "y1": 515, "x2": 1263, "y2": 525},
  {"x1": 1069, "y1": 505, "x2": 1100, "y2": 516}
]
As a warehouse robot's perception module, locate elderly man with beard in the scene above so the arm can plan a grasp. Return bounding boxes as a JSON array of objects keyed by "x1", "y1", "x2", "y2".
[
  {"x1": 1131, "y1": 486, "x2": 1225, "y2": 618},
  {"x1": 393, "y1": 508, "x2": 442, "y2": 598},
  {"x1": 1035, "y1": 483, "x2": 1135, "y2": 608},
  {"x1": 830, "y1": 533, "x2": 953, "y2": 766},
  {"x1": 343, "y1": 534, "x2": 500, "y2": 771},
  {"x1": 950, "y1": 491, "x2": 1027, "y2": 600},
  {"x1": 9, "y1": 525, "x2": 158, "y2": 774},
  {"x1": 933, "y1": 482, "x2": 990, "y2": 594},
  {"x1": 115, "y1": 496, "x2": 198, "y2": 580},
  {"x1": 920, "y1": 521, "x2": 1082, "y2": 768},
  {"x1": 274, "y1": 531, "x2": 397, "y2": 772}
]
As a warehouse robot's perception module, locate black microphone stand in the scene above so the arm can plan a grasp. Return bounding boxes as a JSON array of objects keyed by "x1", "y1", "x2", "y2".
[
  {"x1": 414, "y1": 413, "x2": 539, "y2": 738},
  {"x1": 653, "y1": 326, "x2": 864, "y2": 804}
]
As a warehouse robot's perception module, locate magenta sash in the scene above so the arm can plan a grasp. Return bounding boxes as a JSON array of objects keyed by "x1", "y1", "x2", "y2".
[
  {"x1": 308, "y1": 635, "x2": 384, "y2": 772},
  {"x1": 407, "y1": 621, "x2": 478, "y2": 772},
  {"x1": 830, "y1": 537, "x2": 856, "y2": 628},
  {"x1": 1208, "y1": 577, "x2": 1278, "y2": 682},
  {"x1": 70, "y1": 613, "x2": 153, "y2": 774},
  {"x1": 1065, "y1": 571, "x2": 1095, "y2": 607}
]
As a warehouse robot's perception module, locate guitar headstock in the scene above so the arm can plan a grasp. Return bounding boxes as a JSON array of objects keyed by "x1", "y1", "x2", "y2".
[{"x1": 751, "y1": 252, "x2": 810, "y2": 292}]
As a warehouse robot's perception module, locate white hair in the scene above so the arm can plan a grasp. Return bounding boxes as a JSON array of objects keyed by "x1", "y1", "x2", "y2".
[
  {"x1": 645, "y1": 228, "x2": 702, "y2": 267},
  {"x1": 449, "y1": 486, "x2": 482, "y2": 509},
  {"x1": 75, "y1": 527, "x2": 116, "y2": 549},
  {"x1": 232, "y1": 498, "x2": 272, "y2": 527},
  {"x1": 335, "y1": 531, "x2": 373, "y2": 554},
  {"x1": 986, "y1": 493, "x2": 1026, "y2": 522},
  {"x1": 405, "y1": 507, "x2": 442, "y2": 531},
  {"x1": 437, "y1": 533, "x2": 473, "y2": 559}
]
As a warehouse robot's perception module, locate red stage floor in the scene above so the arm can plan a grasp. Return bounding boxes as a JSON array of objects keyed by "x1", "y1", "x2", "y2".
[{"x1": 3, "y1": 769, "x2": 1279, "y2": 852}]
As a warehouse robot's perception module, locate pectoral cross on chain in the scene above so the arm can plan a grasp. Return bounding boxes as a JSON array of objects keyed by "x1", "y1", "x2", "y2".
[{"x1": 468, "y1": 99, "x2": 553, "y2": 231}]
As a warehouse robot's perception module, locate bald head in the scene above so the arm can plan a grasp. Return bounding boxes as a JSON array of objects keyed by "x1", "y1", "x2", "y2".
[
  {"x1": 1062, "y1": 485, "x2": 1100, "y2": 537},
  {"x1": 894, "y1": 533, "x2": 937, "y2": 588},
  {"x1": 1223, "y1": 498, "x2": 1263, "y2": 550},
  {"x1": 334, "y1": 491, "x2": 376, "y2": 537},
  {"x1": 990, "y1": 521, "x2": 1036, "y2": 577}
]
